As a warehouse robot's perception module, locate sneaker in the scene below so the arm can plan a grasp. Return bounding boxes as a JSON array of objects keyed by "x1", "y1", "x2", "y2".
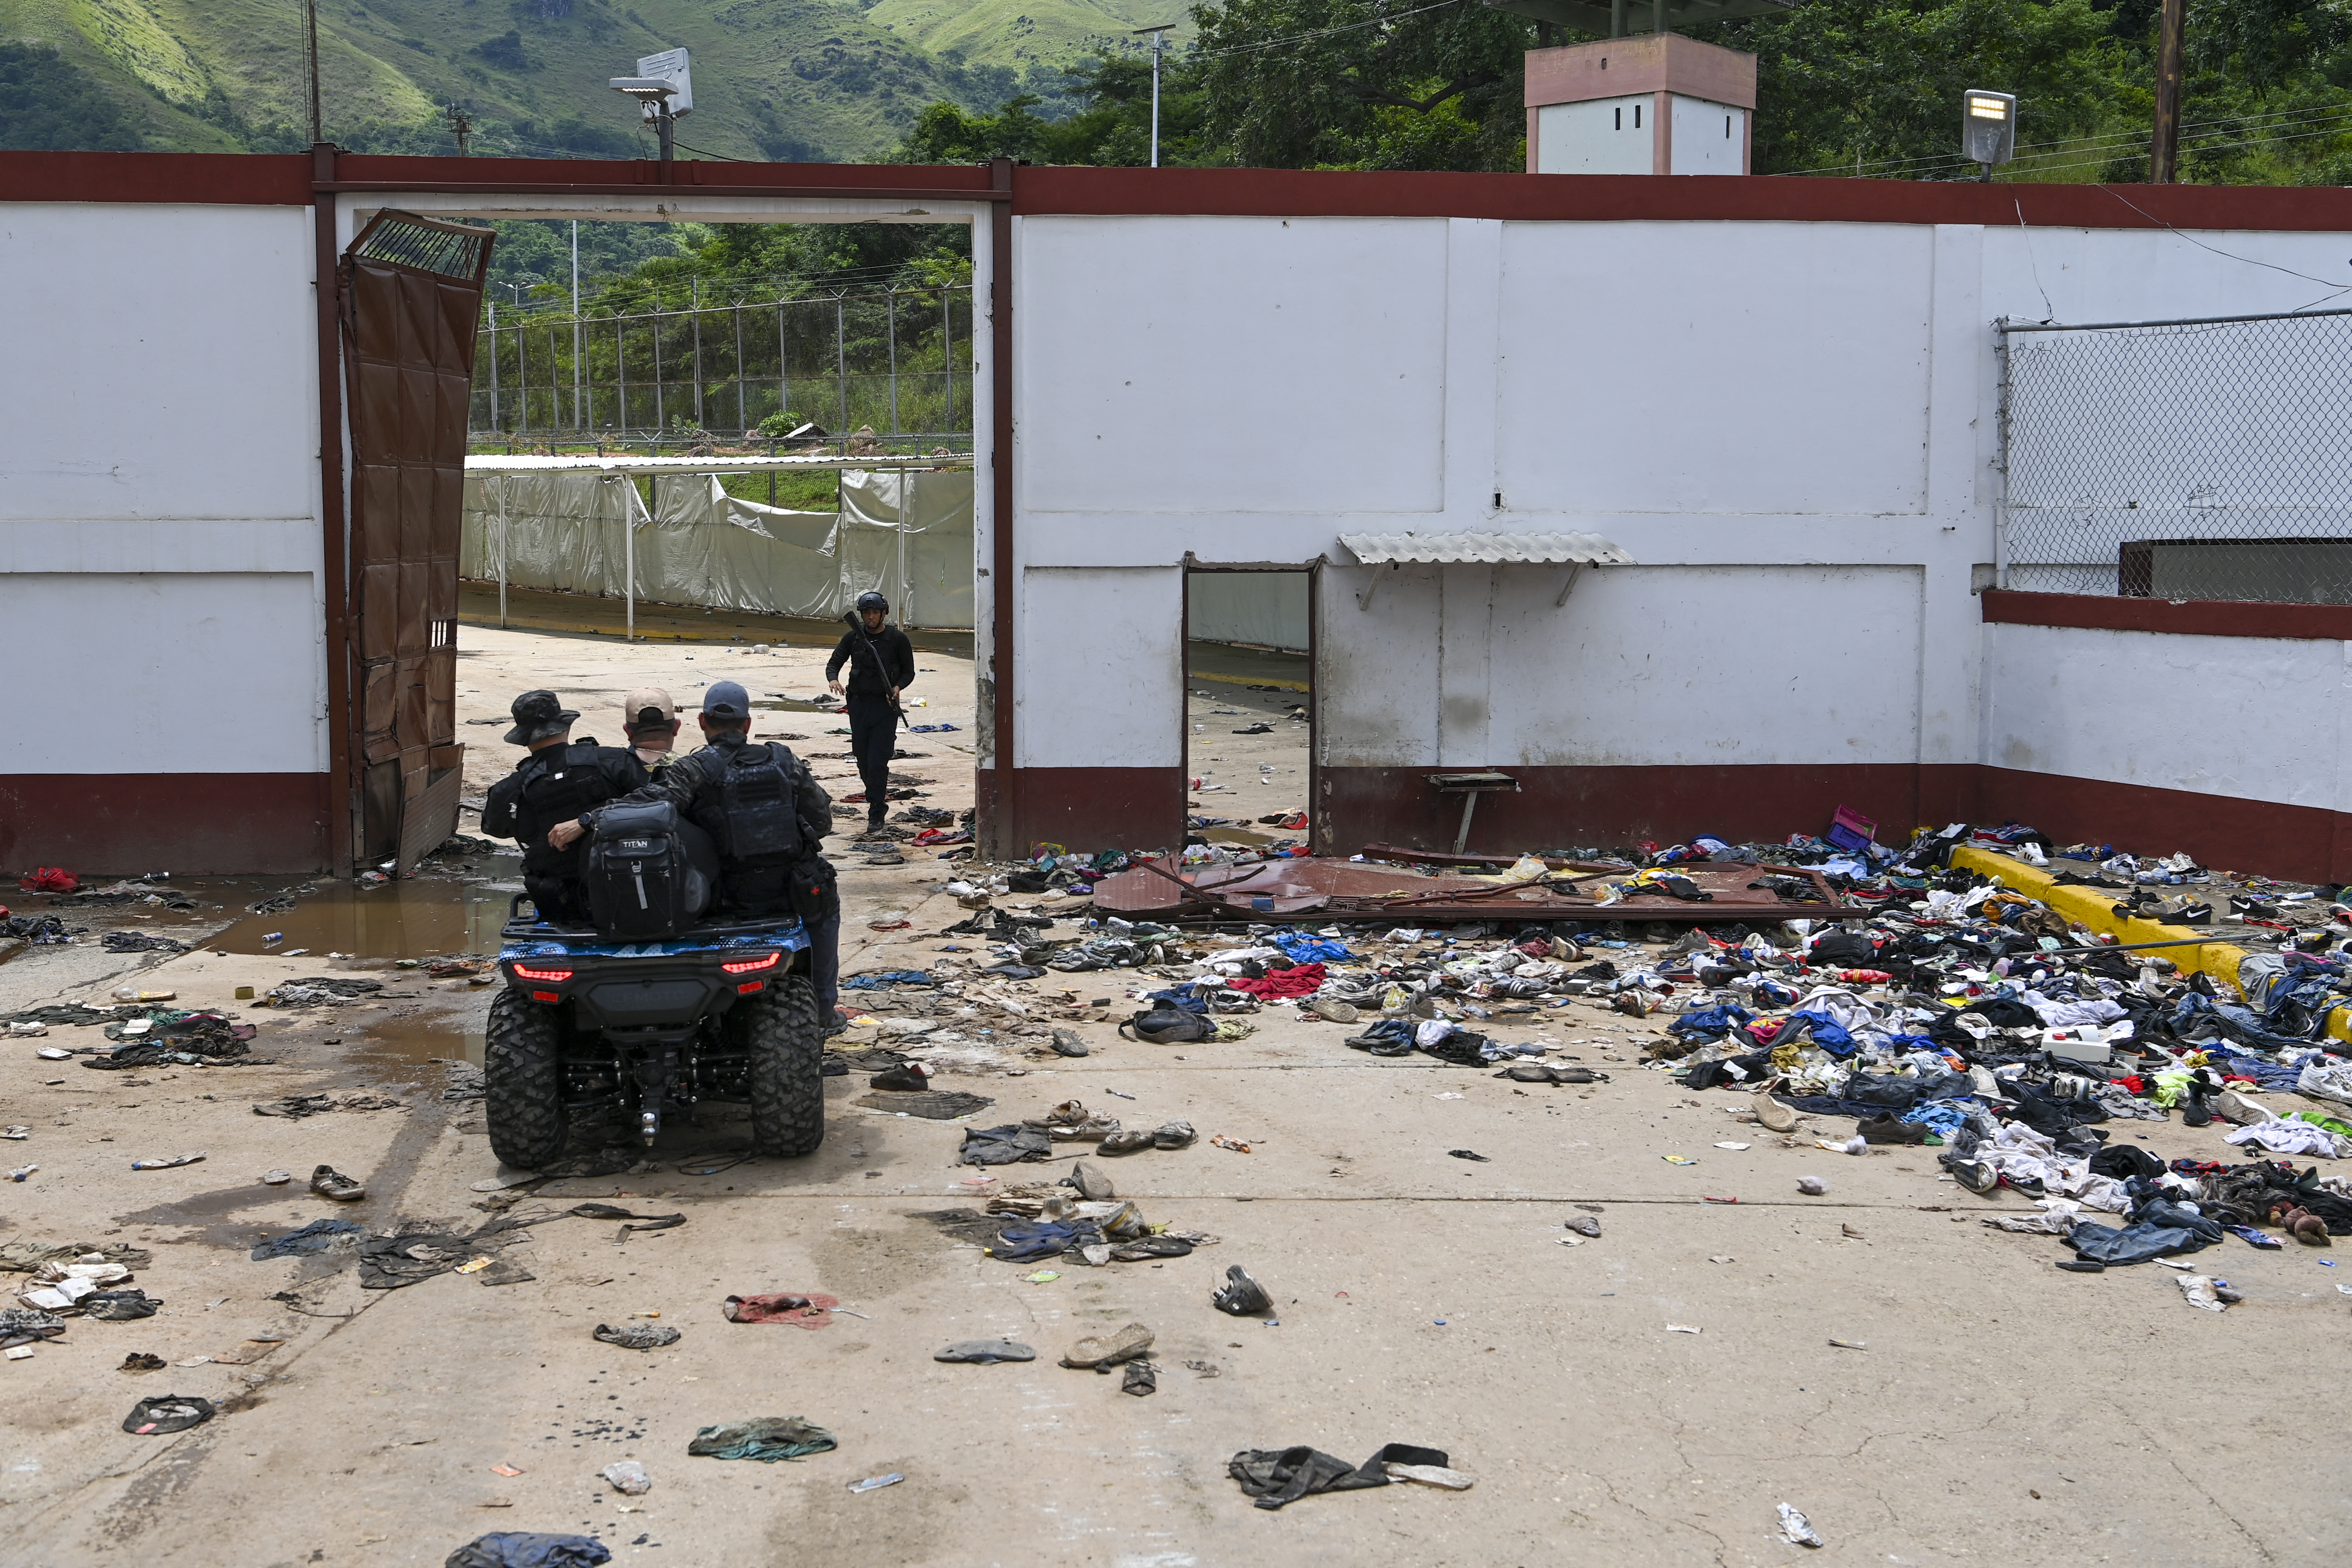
[
  {"x1": 1952, "y1": 1159, "x2": 2000, "y2": 1195},
  {"x1": 1152, "y1": 1120, "x2": 1197, "y2": 1150},
  {"x1": 1098, "y1": 1129, "x2": 1154, "y2": 1156},
  {"x1": 310, "y1": 1165, "x2": 365, "y2": 1202},
  {"x1": 1210, "y1": 1265, "x2": 1274, "y2": 1316},
  {"x1": 1754, "y1": 1094, "x2": 1798, "y2": 1133}
]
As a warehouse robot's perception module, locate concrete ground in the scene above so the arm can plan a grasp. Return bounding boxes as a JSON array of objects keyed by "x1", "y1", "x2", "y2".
[{"x1": 2, "y1": 624, "x2": 2346, "y2": 1568}]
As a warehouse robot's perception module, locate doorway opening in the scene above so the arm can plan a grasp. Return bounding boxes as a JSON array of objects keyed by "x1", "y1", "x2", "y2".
[
  {"x1": 1183, "y1": 569, "x2": 1313, "y2": 857},
  {"x1": 433, "y1": 212, "x2": 982, "y2": 864}
]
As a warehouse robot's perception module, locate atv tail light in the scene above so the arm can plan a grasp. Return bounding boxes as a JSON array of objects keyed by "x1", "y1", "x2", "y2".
[
  {"x1": 531, "y1": 990, "x2": 563, "y2": 1004},
  {"x1": 721, "y1": 952, "x2": 782, "y2": 975},
  {"x1": 736, "y1": 980, "x2": 766, "y2": 994},
  {"x1": 512, "y1": 963, "x2": 574, "y2": 983}
]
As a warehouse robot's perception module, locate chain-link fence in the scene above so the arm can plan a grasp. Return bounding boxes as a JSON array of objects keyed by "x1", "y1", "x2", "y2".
[
  {"x1": 1998, "y1": 309, "x2": 2352, "y2": 602},
  {"x1": 472, "y1": 283, "x2": 976, "y2": 446}
]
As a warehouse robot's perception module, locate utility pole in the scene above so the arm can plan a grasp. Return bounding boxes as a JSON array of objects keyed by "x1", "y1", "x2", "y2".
[
  {"x1": 304, "y1": 0, "x2": 322, "y2": 143},
  {"x1": 1133, "y1": 24, "x2": 1174, "y2": 168},
  {"x1": 446, "y1": 101, "x2": 474, "y2": 156},
  {"x1": 571, "y1": 220, "x2": 582, "y2": 431},
  {"x1": 2150, "y1": 0, "x2": 2185, "y2": 182}
]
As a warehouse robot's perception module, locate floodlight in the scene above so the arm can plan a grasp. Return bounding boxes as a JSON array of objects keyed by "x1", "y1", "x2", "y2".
[
  {"x1": 1962, "y1": 89, "x2": 2016, "y2": 172},
  {"x1": 608, "y1": 77, "x2": 676, "y2": 102}
]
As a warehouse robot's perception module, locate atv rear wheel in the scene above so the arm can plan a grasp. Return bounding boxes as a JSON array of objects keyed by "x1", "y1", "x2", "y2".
[
  {"x1": 746, "y1": 974, "x2": 825, "y2": 1158},
  {"x1": 485, "y1": 989, "x2": 570, "y2": 1171}
]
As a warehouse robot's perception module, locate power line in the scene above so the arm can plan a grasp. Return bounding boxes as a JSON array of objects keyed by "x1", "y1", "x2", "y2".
[
  {"x1": 1190, "y1": 0, "x2": 1473, "y2": 61},
  {"x1": 1778, "y1": 97, "x2": 2352, "y2": 178}
]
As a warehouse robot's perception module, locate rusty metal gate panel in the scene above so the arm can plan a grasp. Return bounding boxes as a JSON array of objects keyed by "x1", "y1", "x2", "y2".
[{"x1": 339, "y1": 211, "x2": 494, "y2": 872}]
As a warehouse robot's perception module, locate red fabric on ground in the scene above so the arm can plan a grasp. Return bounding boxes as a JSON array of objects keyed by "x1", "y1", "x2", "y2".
[
  {"x1": 1226, "y1": 962, "x2": 1326, "y2": 999},
  {"x1": 722, "y1": 1292, "x2": 839, "y2": 1328}
]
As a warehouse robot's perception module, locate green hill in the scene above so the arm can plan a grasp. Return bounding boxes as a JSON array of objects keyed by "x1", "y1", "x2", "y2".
[{"x1": 0, "y1": 0, "x2": 1145, "y2": 159}]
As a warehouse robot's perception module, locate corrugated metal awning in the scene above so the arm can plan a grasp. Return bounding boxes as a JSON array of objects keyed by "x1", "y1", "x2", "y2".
[{"x1": 1338, "y1": 531, "x2": 1635, "y2": 566}]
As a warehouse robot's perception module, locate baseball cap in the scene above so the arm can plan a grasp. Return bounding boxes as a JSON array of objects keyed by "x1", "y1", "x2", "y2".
[
  {"x1": 701, "y1": 681, "x2": 752, "y2": 720},
  {"x1": 503, "y1": 689, "x2": 579, "y2": 746},
  {"x1": 622, "y1": 687, "x2": 675, "y2": 732}
]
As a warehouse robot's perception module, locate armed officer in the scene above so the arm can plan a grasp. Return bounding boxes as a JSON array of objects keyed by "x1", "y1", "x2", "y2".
[
  {"x1": 826, "y1": 592, "x2": 916, "y2": 834},
  {"x1": 550, "y1": 682, "x2": 845, "y2": 1031},
  {"x1": 480, "y1": 690, "x2": 648, "y2": 924}
]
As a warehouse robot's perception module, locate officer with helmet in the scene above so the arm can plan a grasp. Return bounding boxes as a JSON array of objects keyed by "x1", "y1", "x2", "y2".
[
  {"x1": 480, "y1": 690, "x2": 649, "y2": 923},
  {"x1": 551, "y1": 682, "x2": 845, "y2": 1031},
  {"x1": 826, "y1": 590, "x2": 916, "y2": 833}
]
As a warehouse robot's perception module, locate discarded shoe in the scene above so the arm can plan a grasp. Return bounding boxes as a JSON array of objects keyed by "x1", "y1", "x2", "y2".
[
  {"x1": 1121, "y1": 1008, "x2": 1210, "y2": 1045},
  {"x1": 1855, "y1": 1114, "x2": 1927, "y2": 1145},
  {"x1": 935, "y1": 1340, "x2": 1036, "y2": 1363},
  {"x1": 118, "y1": 1352, "x2": 165, "y2": 1372},
  {"x1": 1122, "y1": 1359, "x2": 1158, "y2": 1396},
  {"x1": 1563, "y1": 1215, "x2": 1601, "y2": 1238},
  {"x1": 1795, "y1": 1176, "x2": 1828, "y2": 1196},
  {"x1": 1066, "y1": 1159, "x2": 1116, "y2": 1200},
  {"x1": 1061, "y1": 1322, "x2": 1154, "y2": 1368},
  {"x1": 1098, "y1": 1129, "x2": 1155, "y2": 1155},
  {"x1": 1049, "y1": 1029, "x2": 1090, "y2": 1058},
  {"x1": 1212, "y1": 1265, "x2": 1274, "y2": 1316},
  {"x1": 309, "y1": 1165, "x2": 365, "y2": 1202},
  {"x1": 260, "y1": 1169, "x2": 292, "y2": 1186},
  {"x1": 870, "y1": 1064, "x2": 935, "y2": 1091},
  {"x1": 1308, "y1": 998, "x2": 1359, "y2": 1024},
  {"x1": 1153, "y1": 1120, "x2": 1198, "y2": 1150},
  {"x1": 1951, "y1": 1159, "x2": 2000, "y2": 1195},
  {"x1": 594, "y1": 1322, "x2": 682, "y2": 1351}
]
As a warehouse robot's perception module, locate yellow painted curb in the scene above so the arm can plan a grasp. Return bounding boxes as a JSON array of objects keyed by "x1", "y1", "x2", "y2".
[
  {"x1": 1952, "y1": 845, "x2": 2249, "y2": 991},
  {"x1": 1955, "y1": 845, "x2": 2352, "y2": 1043}
]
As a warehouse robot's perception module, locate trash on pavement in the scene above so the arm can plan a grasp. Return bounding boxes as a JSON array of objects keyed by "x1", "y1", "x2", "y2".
[
  {"x1": 122, "y1": 1395, "x2": 214, "y2": 1435},
  {"x1": 1778, "y1": 1502, "x2": 1824, "y2": 1547},
  {"x1": 1060, "y1": 1323, "x2": 1153, "y2": 1368},
  {"x1": 444, "y1": 1533, "x2": 611, "y2": 1568},
  {"x1": 601, "y1": 1460, "x2": 652, "y2": 1495},
  {"x1": 722, "y1": 1293, "x2": 838, "y2": 1328},
  {"x1": 1211, "y1": 1266, "x2": 1274, "y2": 1316},
  {"x1": 934, "y1": 1340, "x2": 1036, "y2": 1363},
  {"x1": 1226, "y1": 1443, "x2": 1456, "y2": 1510},
  {"x1": 848, "y1": 1472, "x2": 906, "y2": 1493},
  {"x1": 686, "y1": 1418, "x2": 838, "y2": 1462},
  {"x1": 595, "y1": 1322, "x2": 682, "y2": 1351}
]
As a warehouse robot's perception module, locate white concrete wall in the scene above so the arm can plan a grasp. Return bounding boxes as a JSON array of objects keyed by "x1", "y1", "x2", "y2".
[
  {"x1": 0, "y1": 202, "x2": 325, "y2": 774},
  {"x1": 1011, "y1": 209, "x2": 2349, "y2": 798},
  {"x1": 1982, "y1": 621, "x2": 2352, "y2": 812}
]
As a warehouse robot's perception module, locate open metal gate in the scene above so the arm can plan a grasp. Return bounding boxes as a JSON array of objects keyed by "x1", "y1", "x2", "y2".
[{"x1": 340, "y1": 210, "x2": 496, "y2": 870}]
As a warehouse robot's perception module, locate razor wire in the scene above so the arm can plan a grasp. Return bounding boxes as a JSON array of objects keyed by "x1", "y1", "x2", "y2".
[
  {"x1": 473, "y1": 283, "x2": 976, "y2": 448},
  {"x1": 1997, "y1": 310, "x2": 2352, "y2": 603}
]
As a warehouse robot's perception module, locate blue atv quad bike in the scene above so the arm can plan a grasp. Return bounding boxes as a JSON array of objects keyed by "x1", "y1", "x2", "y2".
[{"x1": 486, "y1": 903, "x2": 822, "y2": 1170}]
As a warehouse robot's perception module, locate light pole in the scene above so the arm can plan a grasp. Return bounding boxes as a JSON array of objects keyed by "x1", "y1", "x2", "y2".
[
  {"x1": 609, "y1": 76, "x2": 678, "y2": 170},
  {"x1": 571, "y1": 220, "x2": 583, "y2": 431},
  {"x1": 1133, "y1": 23, "x2": 1175, "y2": 168}
]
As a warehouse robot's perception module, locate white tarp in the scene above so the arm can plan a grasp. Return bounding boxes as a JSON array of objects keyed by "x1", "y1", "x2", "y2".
[{"x1": 461, "y1": 468, "x2": 973, "y2": 629}]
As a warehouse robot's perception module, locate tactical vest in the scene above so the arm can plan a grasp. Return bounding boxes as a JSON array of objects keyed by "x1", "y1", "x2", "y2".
[
  {"x1": 709, "y1": 742, "x2": 802, "y2": 863},
  {"x1": 515, "y1": 743, "x2": 621, "y2": 857}
]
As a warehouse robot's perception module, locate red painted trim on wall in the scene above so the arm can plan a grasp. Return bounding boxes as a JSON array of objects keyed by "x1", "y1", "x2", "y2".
[
  {"x1": 15, "y1": 151, "x2": 2352, "y2": 234},
  {"x1": 1011, "y1": 165, "x2": 2352, "y2": 229},
  {"x1": 1011, "y1": 768, "x2": 1190, "y2": 856},
  {"x1": 0, "y1": 774, "x2": 331, "y2": 876},
  {"x1": 985, "y1": 157, "x2": 1019, "y2": 859},
  {"x1": 312, "y1": 144, "x2": 355, "y2": 873},
  {"x1": 1979, "y1": 766, "x2": 2352, "y2": 886},
  {"x1": 0, "y1": 151, "x2": 310, "y2": 205},
  {"x1": 1982, "y1": 589, "x2": 2352, "y2": 642}
]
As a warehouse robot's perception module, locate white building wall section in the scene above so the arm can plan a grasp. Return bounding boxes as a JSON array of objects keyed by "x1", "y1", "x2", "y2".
[
  {"x1": 1667, "y1": 96, "x2": 1746, "y2": 174},
  {"x1": 0, "y1": 202, "x2": 325, "y2": 774},
  {"x1": 1534, "y1": 98, "x2": 1655, "y2": 175},
  {"x1": 1982, "y1": 621, "x2": 2349, "y2": 812},
  {"x1": 1014, "y1": 565, "x2": 1184, "y2": 770}
]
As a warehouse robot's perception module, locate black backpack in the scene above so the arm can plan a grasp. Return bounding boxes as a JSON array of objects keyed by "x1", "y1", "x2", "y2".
[{"x1": 584, "y1": 801, "x2": 714, "y2": 940}]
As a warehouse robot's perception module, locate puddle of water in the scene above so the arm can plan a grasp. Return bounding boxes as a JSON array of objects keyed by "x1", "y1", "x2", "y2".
[
  {"x1": 356, "y1": 1010, "x2": 487, "y2": 1069},
  {"x1": 207, "y1": 877, "x2": 518, "y2": 961}
]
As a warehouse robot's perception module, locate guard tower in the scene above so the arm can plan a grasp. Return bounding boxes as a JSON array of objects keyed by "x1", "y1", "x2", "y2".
[{"x1": 1488, "y1": 0, "x2": 1785, "y2": 175}]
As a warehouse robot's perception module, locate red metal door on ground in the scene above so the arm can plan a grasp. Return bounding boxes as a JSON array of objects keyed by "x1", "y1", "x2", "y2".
[{"x1": 339, "y1": 211, "x2": 495, "y2": 871}]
